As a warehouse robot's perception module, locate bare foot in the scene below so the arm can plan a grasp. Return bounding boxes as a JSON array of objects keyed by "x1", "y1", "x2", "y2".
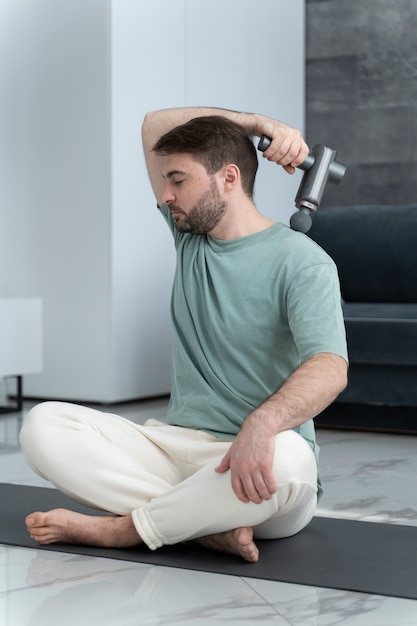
[
  {"x1": 196, "y1": 527, "x2": 259, "y2": 562},
  {"x1": 25, "y1": 509, "x2": 142, "y2": 548}
]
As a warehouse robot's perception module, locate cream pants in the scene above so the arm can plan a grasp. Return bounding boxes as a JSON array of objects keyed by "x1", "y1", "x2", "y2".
[{"x1": 19, "y1": 401, "x2": 318, "y2": 551}]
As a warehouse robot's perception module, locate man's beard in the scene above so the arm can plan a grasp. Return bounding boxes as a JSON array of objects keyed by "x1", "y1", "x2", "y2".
[{"x1": 171, "y1": 178, "x2": 227, "y2": 235}]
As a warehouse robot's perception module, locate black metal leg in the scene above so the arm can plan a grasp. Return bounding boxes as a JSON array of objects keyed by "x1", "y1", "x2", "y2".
[{"x1": 0, "y1": 376, "x2": 23, "y2": 414}]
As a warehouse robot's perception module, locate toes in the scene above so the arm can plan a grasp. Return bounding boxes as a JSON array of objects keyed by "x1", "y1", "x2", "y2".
[
  {"x1": 25, "y1": 514, "x2": 38, "y2": 528},
  {"x1": 25, "y1": 511, "x2": 47, "y2": 528},
  {"x1": 25, "y1": 511, "x2": 57, "y2": 544}
]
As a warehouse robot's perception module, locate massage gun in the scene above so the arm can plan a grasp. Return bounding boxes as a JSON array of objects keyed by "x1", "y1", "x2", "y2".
[{"x1": 258, "y1": 136, "x2": 346, "y2": 233}]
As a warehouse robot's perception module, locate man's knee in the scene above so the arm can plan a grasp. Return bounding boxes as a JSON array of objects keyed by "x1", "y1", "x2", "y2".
[
  {"x1": 273, "y1": 430, "x2": 317, "y2": 486},
  {"x1": 19, "y1": 401, "x2": 62, "y2": 455}
]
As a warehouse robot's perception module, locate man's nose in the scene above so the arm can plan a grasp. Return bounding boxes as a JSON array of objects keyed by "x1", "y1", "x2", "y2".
[{"x1": 160, "y1": 184, "x2": 176, "y2": 205}]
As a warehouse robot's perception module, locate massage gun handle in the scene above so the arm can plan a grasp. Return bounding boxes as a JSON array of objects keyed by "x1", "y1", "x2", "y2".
[
  {"x1": 258, "y1": 135, "x2": 315, "y2": 170},
  {"x1": 258, "y1": 135, "x2": 345, "y2": 182}
]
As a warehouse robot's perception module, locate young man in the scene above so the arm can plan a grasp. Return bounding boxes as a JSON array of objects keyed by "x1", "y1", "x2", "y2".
[{"x1": 20, "y1": 107, "x2": 348, "y2": 563}]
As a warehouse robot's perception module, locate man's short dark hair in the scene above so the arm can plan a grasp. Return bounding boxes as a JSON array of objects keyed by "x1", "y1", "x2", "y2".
[{"x1": 153, "y1": 116, "x2": 258, "y2": 199}]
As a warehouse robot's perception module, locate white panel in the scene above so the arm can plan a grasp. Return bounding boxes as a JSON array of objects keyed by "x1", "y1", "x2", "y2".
[
  {"x1": 0, "y1": 0, "x2": 112, "y2": 400},
  {"x1": 185, "y1": 0, "x2": 250, "y2": 107},
  {"x1": 110, "y1": 0, "x2": 185, "y2": 399},
  {"x1": 0, "y1": 299, "x2": 42, "y2": 377}
]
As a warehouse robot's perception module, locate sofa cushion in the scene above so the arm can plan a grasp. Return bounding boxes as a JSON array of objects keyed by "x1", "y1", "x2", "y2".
[
  {"x1": 308, "y1": 204, "x2": 417, "y2": 303},
  {"x1": 343, "y1": 302, "x2": 417, "y2": 366},
  {"x1": 338, "y1": 365, "x2": 417, "y2": 405}
]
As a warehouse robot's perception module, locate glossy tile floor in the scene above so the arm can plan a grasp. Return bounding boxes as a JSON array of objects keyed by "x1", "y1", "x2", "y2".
[{"x1": 1, "y1": 398, "x2": 417, "y2": 625}]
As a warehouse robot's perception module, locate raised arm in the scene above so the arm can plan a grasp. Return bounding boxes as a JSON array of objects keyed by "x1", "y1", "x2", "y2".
[{"x1": 141, "y1": 107, "x2": 309, "y2": 203}]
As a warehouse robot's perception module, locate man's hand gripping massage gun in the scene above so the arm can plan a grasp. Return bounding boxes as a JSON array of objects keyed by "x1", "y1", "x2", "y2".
[{"x1": 258, "y1": 136, "x2": 346, "y2": 233}]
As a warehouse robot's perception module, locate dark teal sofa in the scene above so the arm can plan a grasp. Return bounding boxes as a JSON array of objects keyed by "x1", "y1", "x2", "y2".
[{"x1": 307, "y1": 204, "x2": 417, "y2": 432}]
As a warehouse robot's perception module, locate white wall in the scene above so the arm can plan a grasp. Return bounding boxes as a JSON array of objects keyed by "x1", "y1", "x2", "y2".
[
  {"x1": 0, "y1": 0, "x2": 305, "y2": 402},
  {"x1": 109, "y1": 0, "x2": 183, "y2": 400},
  {"x1": 0, "y1": 0, "x2": 112, "y2": 400}
]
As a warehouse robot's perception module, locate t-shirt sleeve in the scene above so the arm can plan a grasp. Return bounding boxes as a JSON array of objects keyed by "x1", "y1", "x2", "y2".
[{"x1": 286, "y1": 260, "x2": 348, "y2": 365}]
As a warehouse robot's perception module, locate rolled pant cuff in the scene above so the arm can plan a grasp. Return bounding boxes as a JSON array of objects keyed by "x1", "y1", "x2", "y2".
[{"x1": 131, "y1": 506, "x2": 164, "y2": 551}]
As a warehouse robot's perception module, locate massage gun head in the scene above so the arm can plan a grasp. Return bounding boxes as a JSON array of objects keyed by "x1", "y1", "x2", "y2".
[
  {"x1": 289, "y1": 208, "x2": 312, "y2": 233},
  {"x1": 257, "y1": 136, "x2": 346, "y2": 233}
]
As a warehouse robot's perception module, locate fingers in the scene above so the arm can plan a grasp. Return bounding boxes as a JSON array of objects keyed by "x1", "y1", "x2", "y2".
[
  {"x1": 214, "y1": 452, "x2": 231, "y2": 474},
  {"x1": 216, "y1": 430, "x2": 277, "y2": 504},
  {"x1": 263, "y1": 137, "x2": 307, "y2": 169},
  {"x1": 232, "y1": 470, "x2": 276, "y2": 505},
  {"x1": 261, "y1": 125, "x2": 309, "y2": 171}
]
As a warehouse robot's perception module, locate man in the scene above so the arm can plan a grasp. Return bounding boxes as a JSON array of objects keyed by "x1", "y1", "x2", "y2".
[{"x1": 20, "y1": 107, "x2": 348, "y2": 563}]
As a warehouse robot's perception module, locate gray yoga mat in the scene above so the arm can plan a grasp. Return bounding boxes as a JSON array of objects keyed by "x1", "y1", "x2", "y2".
[{"x1": 1, "y1": 483, "x2": 416, "y2": 600}]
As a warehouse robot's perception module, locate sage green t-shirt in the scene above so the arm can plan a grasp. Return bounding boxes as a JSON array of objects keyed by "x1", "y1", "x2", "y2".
[{"x1": 159, "y1": 204, "x2": 347, "y2": 492}]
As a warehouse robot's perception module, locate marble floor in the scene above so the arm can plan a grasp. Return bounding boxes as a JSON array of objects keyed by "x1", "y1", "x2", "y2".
[{"x1": 1, "y1": 398, "x2": 417, "y2": 626}]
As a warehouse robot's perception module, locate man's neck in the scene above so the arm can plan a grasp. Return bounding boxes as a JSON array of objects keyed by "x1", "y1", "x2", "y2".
[{"x1": 209, "y1": 201, "x2": 275, "y2": 240}]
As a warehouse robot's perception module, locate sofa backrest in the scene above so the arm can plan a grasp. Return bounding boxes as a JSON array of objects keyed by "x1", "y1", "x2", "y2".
[{"x1": 307, "y1": 204, "x2": 417, "y2": 303}]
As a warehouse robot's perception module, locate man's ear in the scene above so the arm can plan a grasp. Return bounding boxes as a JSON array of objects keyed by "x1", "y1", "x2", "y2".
[{"x1": 221, "y1": 164, "x2": 240, "y2": 191}]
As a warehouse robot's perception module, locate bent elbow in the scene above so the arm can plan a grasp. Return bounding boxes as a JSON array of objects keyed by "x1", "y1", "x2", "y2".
[{"x1": 336, "y1": 359, "x2": 349, "y2": 395}]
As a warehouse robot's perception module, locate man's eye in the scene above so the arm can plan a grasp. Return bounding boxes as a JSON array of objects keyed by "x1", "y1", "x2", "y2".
[{"x1": 174, "y1": 180, "x2": 185, "y2": 186}]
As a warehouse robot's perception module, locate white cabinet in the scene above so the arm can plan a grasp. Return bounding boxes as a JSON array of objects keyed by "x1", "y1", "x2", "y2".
[{"x1": 0, "y1": 0, "x2": 305, "y2": 402}]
